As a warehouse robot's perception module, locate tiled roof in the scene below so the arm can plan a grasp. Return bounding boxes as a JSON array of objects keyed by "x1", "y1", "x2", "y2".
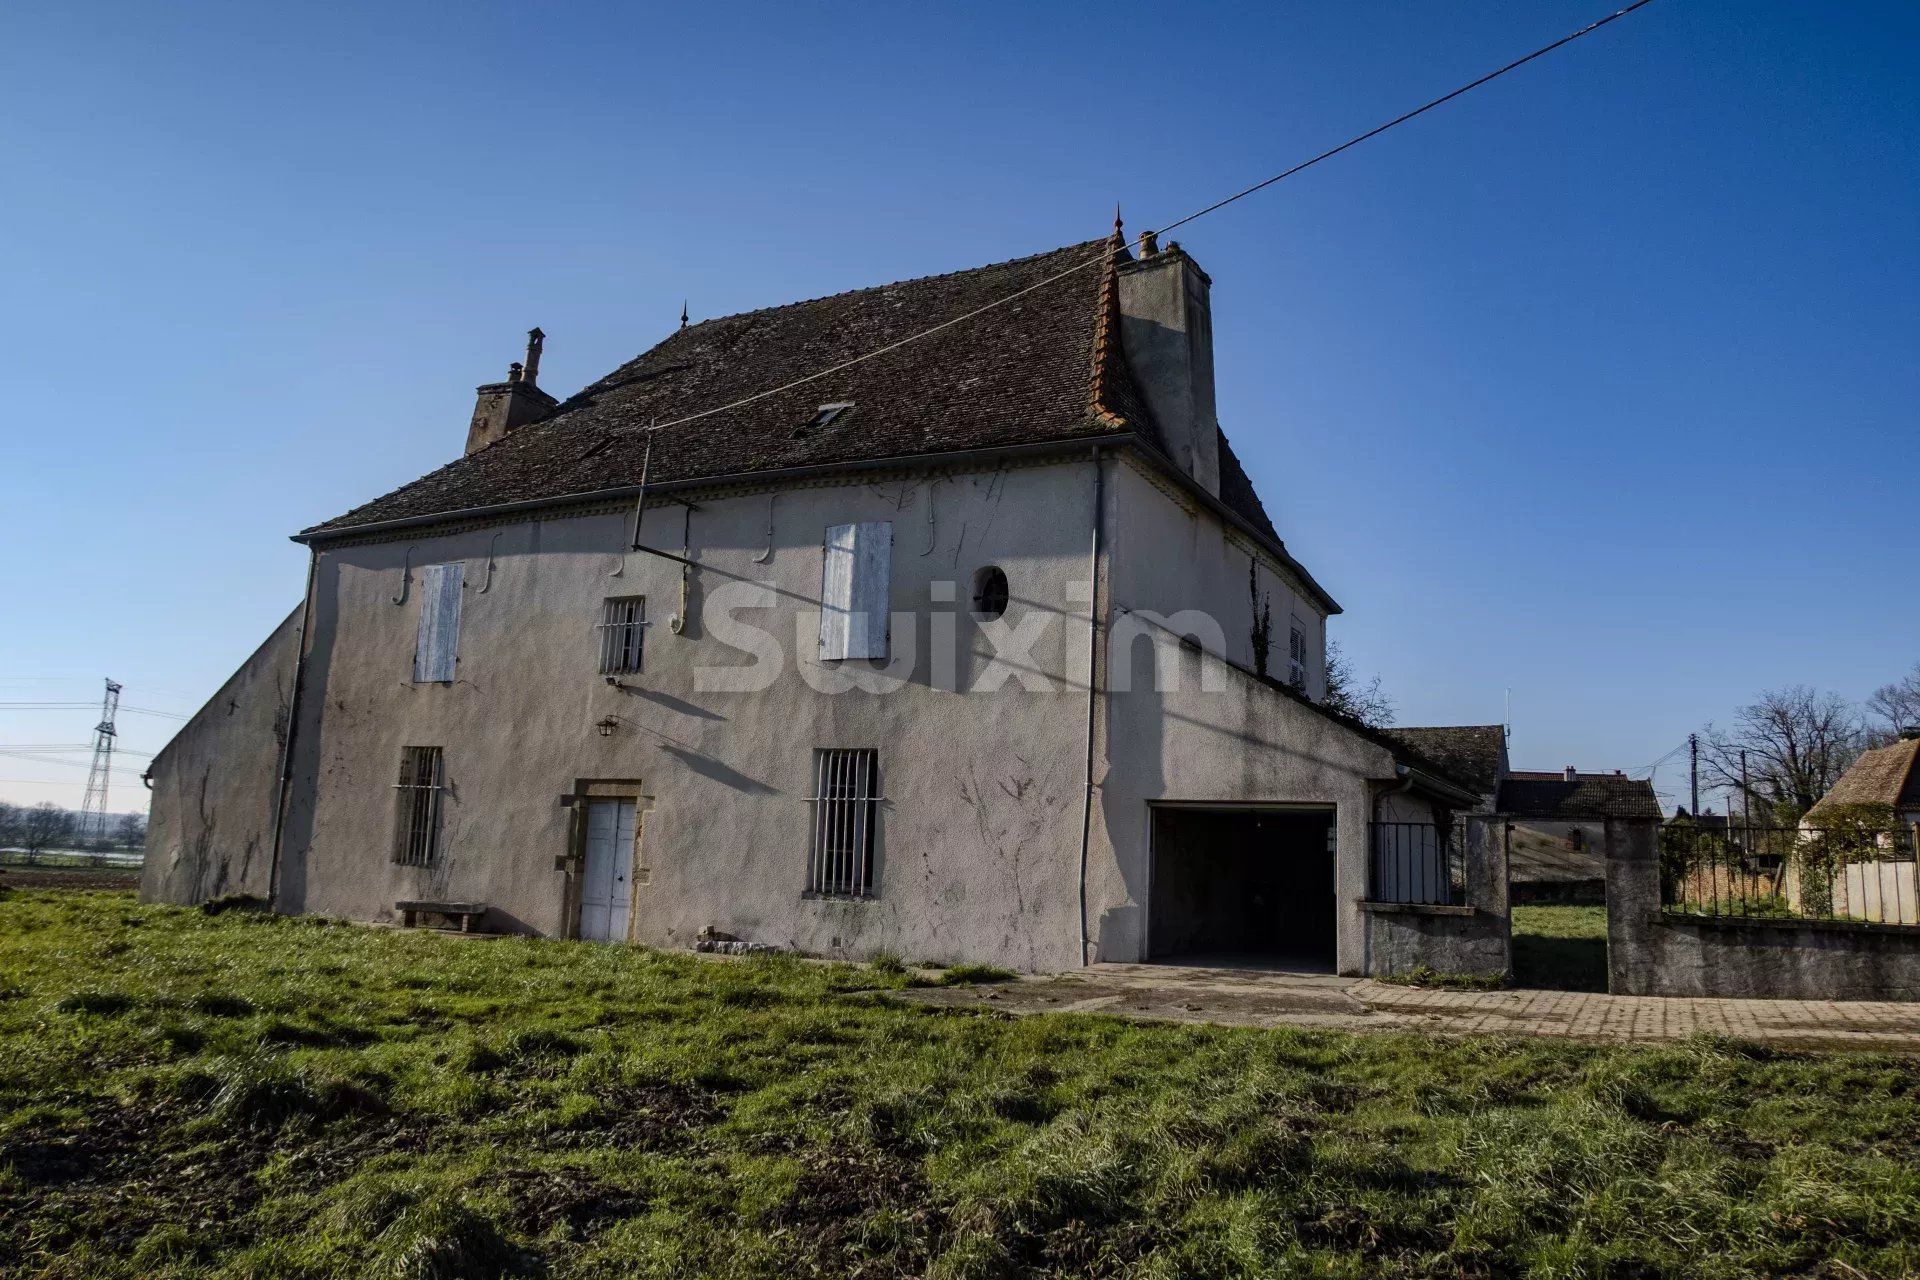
[
  {"x1": 1805, "y1": 738, "x2": 1920, "y2": 819},
  {"x1": 1497, "y1": 773, "x2": 1662, "y2": 821},
  {"x1": 1384, "y1": 725, "x2": 1507, "y2": 795},
  {"x1": 302, "y1": 237, "x2": 1277, "y2": 548},
  {"x1": 1215, "y1": 432, "x2": 1278, "y2": 541}
]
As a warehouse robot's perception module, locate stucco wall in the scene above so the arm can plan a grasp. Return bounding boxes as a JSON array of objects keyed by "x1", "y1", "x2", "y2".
[
  {"x1": 276, "y1": 458, "x2": 1101, "y2": 968},
  {"x1": 157, "y1": 441, "x2": 1471, "y2": 977},
  {"x1": 140, "y1": 607, "x2": 301, "y2": 905},
  {"x1": 1085, "y1": 452, "x2": 1388, "y2": 970},
  {"x1": 1508, "y1": 818, "x2": 1608, "y2": 882},
  {"x1": 1607, "y1": 818, "x2": 1920, "y2": 1000},
  {"x1": 1101, "y1": 457, "x2": 1326, "y2": 699}
]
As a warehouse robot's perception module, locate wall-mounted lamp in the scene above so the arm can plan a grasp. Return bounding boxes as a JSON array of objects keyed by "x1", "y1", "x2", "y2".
[{"x1": 595, "y1": 716, "x2": 620, "y2": 738}]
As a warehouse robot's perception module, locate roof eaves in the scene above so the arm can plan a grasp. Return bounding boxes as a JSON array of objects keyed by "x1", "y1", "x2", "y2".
[{"x1": 294, "y1": 432, "x2": 1137, "y2": 545}]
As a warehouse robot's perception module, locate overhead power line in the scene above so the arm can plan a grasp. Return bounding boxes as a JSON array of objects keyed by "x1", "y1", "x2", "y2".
[
  {"x1": 0, "y1": 744, "x2": 154, "y2": 758},
  {"x1": 638, "y1": 0, "x2": 1660, "y2": 440},
  {"x1": 0, "y1": 702, "x2": 184, "y2": 720},
  {"x1": 0, "y1": 748, "x2": 145, "y2": 774},
  {"x1": 1633, "y1": 739, "x2": 1692, "y2": 779},
  {"x1": 0, "y1": 776, "x2": 151, "y2": 792}
]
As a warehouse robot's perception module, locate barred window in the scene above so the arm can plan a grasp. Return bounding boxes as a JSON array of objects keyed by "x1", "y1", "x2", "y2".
[
  {"x1": 598, "y1": 596, "x2": 647, "y2": 675},
  {"x1": 806, "y1": 748, "x2": 880, "y2": 897},
  {"x1": 392, "y1": 746, "x2": 444, "y2": 867}
]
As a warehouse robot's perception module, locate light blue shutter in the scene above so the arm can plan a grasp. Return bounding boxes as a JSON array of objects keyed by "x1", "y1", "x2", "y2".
[
  {"x1": 819, "y1": 521, "x2": 890, "y2": 660},
  {"x1": 413, "y1": 563, "x2": 464, "y2": 682}
]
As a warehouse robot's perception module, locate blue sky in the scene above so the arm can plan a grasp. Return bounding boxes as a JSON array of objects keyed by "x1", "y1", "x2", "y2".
[{"x1": 2, "y1": 0, "x2": 1915, "y2": 814}]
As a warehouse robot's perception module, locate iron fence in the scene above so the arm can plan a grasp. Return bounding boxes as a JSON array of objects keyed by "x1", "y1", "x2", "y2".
[
  {"x1": 1369, "y1": 820, "x2": 1468, "y2": 906},
  {"x1": 1661, "y1": 822, "x2": 1919, "y2": 927}
]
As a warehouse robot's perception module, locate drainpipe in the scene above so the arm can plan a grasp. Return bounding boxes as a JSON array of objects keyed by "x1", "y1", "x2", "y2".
[
  {"x1": 266, "y1": 547, "x2": 320, "y2": 909},
  {"x1": 1373, "y1": 762, "x2": 1414, "y2": 818},
  {"x1": 1076, "y1": 447, "x2": 1106, "y2": 966}
]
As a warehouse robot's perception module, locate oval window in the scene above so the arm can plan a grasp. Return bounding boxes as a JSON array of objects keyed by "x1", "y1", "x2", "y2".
[{"x1": 971, "y1": 566, "x2": 1010, "y2": 620}]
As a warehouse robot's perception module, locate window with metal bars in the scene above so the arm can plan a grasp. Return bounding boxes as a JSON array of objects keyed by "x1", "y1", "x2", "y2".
[
  {"x1": 805, "y1": 748, "x2": 880, "y2": 897},
  {"x1": 391, "y1": 746, "x2": 444, "y2": 867},
  {"x1": 598, "y1": 596, "x2": 647, "y2": 675}
]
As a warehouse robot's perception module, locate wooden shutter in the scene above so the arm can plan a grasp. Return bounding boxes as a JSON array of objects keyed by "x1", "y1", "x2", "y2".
[
  {"x1": 819, "y1": 521, "x2": 890, "y2": 661},
  {"x1": 413, "y1": 563, "x2": 464, "y2": 682}
]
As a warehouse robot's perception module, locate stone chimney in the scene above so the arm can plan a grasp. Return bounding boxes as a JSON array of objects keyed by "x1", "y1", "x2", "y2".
[
  {"x1": 1564, "y1": 766, "x2": 1578, "y2": 782},
  {"x1": 1117, "y1": 240, "x2": 1220, "y2": 496},
  {"x1": 465, "y1": 327, "x2": 558, "y2": 456}
]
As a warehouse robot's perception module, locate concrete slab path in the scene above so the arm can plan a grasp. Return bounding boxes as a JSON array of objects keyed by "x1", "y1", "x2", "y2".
[{"x1": 891, "y1": 961, "x2": 1920, "y2": 1052}]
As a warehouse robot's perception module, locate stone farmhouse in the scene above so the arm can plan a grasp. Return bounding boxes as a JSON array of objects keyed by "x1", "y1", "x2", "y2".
[{"x1": 142, "y1": 225, "x2": 1506, "y2": 976}]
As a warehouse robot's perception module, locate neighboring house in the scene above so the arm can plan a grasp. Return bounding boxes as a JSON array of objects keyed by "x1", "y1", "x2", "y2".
[
  {"x1": 1792, "y1": 734, "x2": 1920, "y2": 923},
  {"x1": 142, "y1": 227, "x2": 1489, "y2": 975},
  {"x1": 1377, "y1": 731, "x2": 1657, "y2": 903},
  {"x1": 1804, "y1": 735, "x2": 1920, "y2": 829},
  {"x1": 1498, "y1": 768, "x2": 1662, "y2": 901},
  {"x1": 1384, "y1": 726, "x2": 1509, "y2": 810}
]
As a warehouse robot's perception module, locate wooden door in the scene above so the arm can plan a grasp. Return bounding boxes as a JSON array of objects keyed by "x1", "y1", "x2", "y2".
[{"x1": 579, "y1": 799, "x2": 636, "y2": 942}]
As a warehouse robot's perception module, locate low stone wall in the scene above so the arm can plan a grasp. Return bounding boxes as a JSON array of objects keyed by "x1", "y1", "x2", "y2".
[
  {"x1": 1607, "y1": 817, "x2": 1920, "y2": 1001},
  {"x1": 1362, "y1": 903, "x2": 1509, "y2": 978},
  {"x1": 1362, "y1": 817, "x2": 1511, "y2": 980}
]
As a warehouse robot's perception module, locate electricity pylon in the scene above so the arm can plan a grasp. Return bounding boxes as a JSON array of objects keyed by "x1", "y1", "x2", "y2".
[{"x1": 77, "y1": 678, "x2": 122, "y2": 846}]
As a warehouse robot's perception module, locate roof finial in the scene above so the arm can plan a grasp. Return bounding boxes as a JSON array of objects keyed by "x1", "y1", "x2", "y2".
[
  {"x1": 1113, "y1": 203, "x2": 1123, "y2": 235},
  {"x1": 679, "y1": 300, "x2": 689, "y2": 329}
]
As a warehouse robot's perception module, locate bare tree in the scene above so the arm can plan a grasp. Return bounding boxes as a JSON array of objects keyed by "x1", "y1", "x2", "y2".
[
  {"x1": 0, "y1": 801, "x2": 20, "y2": 853},
  {"x1": 1322, "y1": 639, "x2": 1396, "y2": 728},
  {"x1": 114, "y1": 812, "x2": 147, "y2": 850},
  {"x1": 17, "y1": 803, "x2": 76, "y2": 864},
  {"x1": 1701, "y1": 686, "x2": 1866, "y2": 821},
  {"x1": 1867, "y1": 663, "x2": 1920, "y2": 737}
]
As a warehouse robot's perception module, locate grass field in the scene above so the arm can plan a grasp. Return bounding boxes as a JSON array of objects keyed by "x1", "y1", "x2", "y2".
[
  {"x1": 3, "y1": 888, "x2": 1919, "y2": 1278},
  {"x1": 1511, "y1": 905, "x2": 1610, "y2": 992}
]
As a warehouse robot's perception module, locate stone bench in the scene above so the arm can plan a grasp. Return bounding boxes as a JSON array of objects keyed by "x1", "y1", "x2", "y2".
[{"x1": 396, "y1": 900, "x2": 488, "y2": 933}]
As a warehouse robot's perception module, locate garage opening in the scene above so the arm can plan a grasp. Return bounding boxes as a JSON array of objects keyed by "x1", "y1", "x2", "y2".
[{"x1": 1148, "y1": 806, "x2": 1338, "y2": 970}]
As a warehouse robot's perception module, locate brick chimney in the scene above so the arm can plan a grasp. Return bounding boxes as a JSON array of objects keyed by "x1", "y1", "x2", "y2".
[
  {"x1": 1117, "y1": 240, "x2": 1220, "y2": 496},
  {"x1": 465, "y1": 327, "x2": 558, "y2": 456}
]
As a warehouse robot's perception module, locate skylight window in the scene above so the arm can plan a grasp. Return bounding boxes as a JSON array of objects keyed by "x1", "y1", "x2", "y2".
[{"x1": 794, "y1": 402, "x2": 854, "y2": 439}]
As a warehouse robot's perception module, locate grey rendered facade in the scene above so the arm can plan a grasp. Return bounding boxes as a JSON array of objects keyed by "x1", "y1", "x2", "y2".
[{"x1": 144, "y1": 230, "x2": 1494, "y2": 975}]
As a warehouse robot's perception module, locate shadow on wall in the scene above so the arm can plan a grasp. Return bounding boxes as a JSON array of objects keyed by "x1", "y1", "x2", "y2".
[{"x1": 657, "y1": 744, "x2": 778, "y2": 796}]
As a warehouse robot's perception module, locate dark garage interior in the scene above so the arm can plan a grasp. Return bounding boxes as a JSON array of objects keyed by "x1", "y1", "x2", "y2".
[{"x1": 1148, "y1": 806, "x2": 1338, "y2": 969}]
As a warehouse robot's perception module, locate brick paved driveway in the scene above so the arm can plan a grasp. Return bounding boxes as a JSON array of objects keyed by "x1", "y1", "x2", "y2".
[{"x1": 893, "y1": 962, "x2": 1920, "y2": 1052}]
